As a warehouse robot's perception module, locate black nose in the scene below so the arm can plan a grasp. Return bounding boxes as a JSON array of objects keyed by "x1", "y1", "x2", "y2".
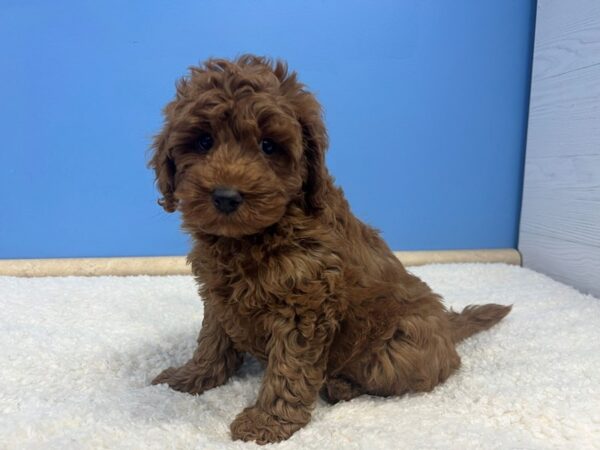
[{"x1": 212, "y1": 187, "x2": 243, "y2": 214}]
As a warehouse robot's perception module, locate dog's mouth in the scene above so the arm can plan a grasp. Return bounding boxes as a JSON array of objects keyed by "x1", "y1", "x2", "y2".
[{"x1": 177, "y1": 187, "x2": 290, "y2": 238}]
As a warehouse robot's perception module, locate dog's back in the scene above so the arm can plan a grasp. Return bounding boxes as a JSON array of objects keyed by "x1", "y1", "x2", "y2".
[{"x1": 319, "y1": 184, "x2": 511, "y2": 401}]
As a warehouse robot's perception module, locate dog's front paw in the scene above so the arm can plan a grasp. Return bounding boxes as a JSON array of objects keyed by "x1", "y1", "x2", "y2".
[
  {"x1": 230, "y1": 406, "x2": 302, "y2": 444},
  {"x1": 151, "y1": 367, "x2": 178, "y2": 385},
  {"x1": 151, "y1": 366, "x2": 207, "y2": 395}
]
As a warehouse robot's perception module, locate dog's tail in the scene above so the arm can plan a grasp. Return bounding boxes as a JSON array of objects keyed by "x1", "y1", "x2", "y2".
[{"x1": 447, "y1": 304, "x2": 512, "y2": 343}]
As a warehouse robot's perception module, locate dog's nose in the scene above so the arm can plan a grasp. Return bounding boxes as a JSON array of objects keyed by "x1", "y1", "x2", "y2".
[{"x1": 212, "y1": 187, "x2": 243, "y2": 214}]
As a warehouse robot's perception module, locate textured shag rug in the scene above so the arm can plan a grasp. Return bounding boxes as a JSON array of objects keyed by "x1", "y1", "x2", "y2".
[{"x1": 1, "y1": 264, "x2": 599, "y2": 449}]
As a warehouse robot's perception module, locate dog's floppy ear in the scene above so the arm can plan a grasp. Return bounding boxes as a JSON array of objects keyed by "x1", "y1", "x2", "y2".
[
  {"x1": 148, "y1": 81, "x2": 190, "y2": 213},
  {"x1": 295, "y1": 92, "x2": 329, "y2": 214},
  {"x1": 149, "y1": 124, "x2": 178, "y2": 213},
  {"x1": 275, "y1": 60, "x2": 329, "y2": 213},
  {"x1": 301, "y1": 115, "x2": 329, "y2": 213}
]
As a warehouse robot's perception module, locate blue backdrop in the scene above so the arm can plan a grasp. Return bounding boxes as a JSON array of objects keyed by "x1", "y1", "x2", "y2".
[{"x1": 0, "y1": 0, "x2": 536, "y2": 258}]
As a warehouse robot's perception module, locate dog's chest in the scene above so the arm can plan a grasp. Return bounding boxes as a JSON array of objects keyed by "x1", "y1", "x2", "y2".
[
  {"x1": 216, "y1": 295, "x2": 271, "y2": 361},
  {"x1": 203, "y1": 255, "x2": 284, "y2": 361},
  {"x1": 196, "y1": 237, "x2": 324, "y2": 361}
]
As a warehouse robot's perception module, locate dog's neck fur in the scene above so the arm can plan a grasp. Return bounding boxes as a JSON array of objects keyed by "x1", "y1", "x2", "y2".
[
  {"x1": 190, "y1": 176, "x2": 341, "y2": 257},
  {"x1": 191, "y1": 202, "x2": 324, "y2": 258}
]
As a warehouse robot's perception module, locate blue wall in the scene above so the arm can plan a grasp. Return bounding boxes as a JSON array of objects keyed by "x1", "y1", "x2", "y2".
[{"x1": 0, "y1": 0, "x2": 536, "y2": 258}]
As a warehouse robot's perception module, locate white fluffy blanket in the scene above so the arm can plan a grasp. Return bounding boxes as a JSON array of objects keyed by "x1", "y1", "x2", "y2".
[{"x1": 1, "y1": 264, "x2": 599, "y2": 449}]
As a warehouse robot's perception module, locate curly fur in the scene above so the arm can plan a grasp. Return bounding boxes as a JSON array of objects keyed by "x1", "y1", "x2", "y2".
[{"x1": 149, "y1": 55, "x2": 512, "y2": 444}]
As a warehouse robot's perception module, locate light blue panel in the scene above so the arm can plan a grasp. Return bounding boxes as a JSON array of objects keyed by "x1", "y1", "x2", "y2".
[{"x1": 0, "y1": 0, "x2": 536, "y2": 258}]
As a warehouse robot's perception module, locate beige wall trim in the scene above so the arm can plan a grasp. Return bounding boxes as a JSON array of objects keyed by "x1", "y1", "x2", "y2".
[
  {"x1": 394, "y1": 249, "x2": 521, "y2": 267},
  {"x1": 0, "y1": 249, "x2": 521, "y2": 277}
]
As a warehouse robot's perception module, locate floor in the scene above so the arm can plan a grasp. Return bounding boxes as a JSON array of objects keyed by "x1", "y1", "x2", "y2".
[{"x1": 1, "y1": 264, "x2": 599, "y2": 449}]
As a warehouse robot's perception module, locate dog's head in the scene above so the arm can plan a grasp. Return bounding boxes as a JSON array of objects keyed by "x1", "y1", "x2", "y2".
[{"x1": 149, "y1": 55, "x2": 329, "y2": 238}]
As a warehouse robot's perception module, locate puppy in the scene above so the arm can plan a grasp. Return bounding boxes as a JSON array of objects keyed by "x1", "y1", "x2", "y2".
[{"x1": 150, "y1": 55, "x2": 511, "y2": 444}]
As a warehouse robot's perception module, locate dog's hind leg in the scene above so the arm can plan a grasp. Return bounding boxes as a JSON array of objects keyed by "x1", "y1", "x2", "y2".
[
  {"x1": 341, "y1": 315, "x2": 461, "y2": 398},
  {"x1": 152, "y1": 303, "x2": 243, "y2": 395},
  {"x1": 319, "y1": 375, "x2": 365, "y2": 404}
]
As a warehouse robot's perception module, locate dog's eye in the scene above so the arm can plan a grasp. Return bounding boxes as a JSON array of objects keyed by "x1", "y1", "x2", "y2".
[
  {"x1": 196, "y1": 133, "x2": 214, "y2": 152},
  {"x1": 261, "y1": 138, "x2": 278, "y2": 155}
]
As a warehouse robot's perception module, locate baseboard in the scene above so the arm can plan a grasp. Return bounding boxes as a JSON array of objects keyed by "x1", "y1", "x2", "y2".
[
  {"x1": 394, "y1": 249, "x2": 521, "y2": 267},
  {"x1": 0, "y1": 249, "x2": 521, "y2": 277}
]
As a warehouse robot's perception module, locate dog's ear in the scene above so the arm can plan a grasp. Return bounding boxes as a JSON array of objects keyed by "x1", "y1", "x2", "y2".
[
  {"x1": 275, "y1": 60, "x2": 329, "y2": 213},
  {"x1": 149, "y1": 124, "x2": 178, "y2": 213},
  {"x1": 301, "y1": 115, "x2": 329, "y2": 213},
  {"x1": 295, "y1": 92, "x2": 329, "y2": 214},
  {"x1": 148, "y1": 80, "x2": 192, "y2": 213}
]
